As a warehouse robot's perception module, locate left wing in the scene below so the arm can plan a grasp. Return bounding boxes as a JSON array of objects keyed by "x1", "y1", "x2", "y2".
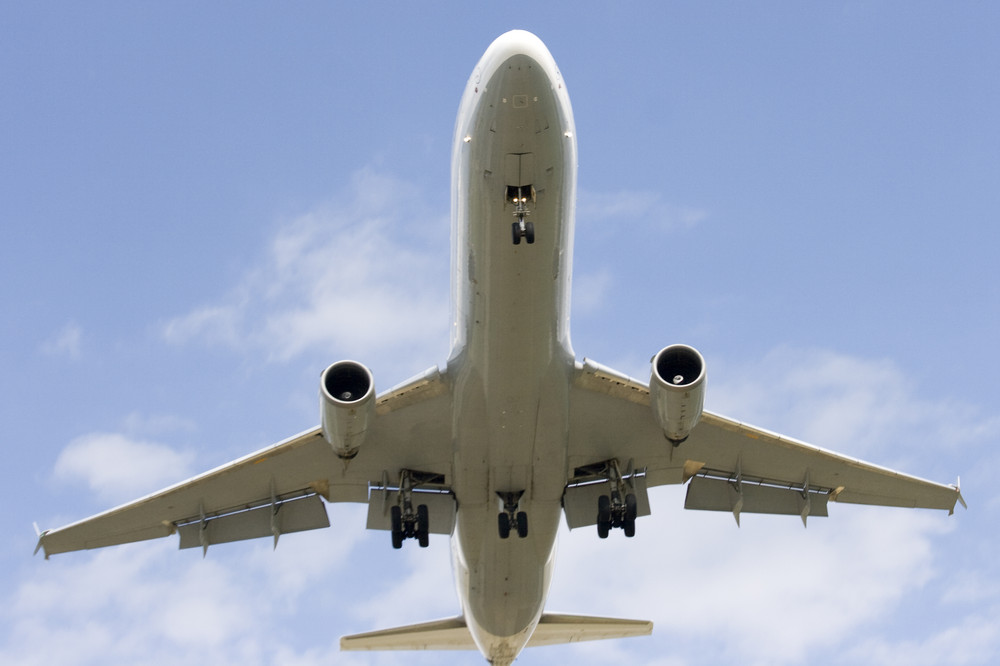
[
  {"x1": 37, "y1": 366, "x2": 454, "y2": 557},
  {"x1": 566, "y1": 359, "x2": 963, "y2": 526}
]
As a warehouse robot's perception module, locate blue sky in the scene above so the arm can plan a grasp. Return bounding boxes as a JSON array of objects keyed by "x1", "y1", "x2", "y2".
[{"x1": 3, "y1": 2, "x2": 998, "y2": 664}]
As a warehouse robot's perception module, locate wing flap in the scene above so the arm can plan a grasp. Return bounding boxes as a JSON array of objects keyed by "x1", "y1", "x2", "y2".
[
  {"x1": 176, "y1": 492, "x2": 330, "y2": 550},
  {"x1": 684, "y1": 474, "x2": 830, "y2": 518}
]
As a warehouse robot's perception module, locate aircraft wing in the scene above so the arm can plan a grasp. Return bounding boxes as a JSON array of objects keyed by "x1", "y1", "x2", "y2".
[
  {"x1": 566, "y1": 359, "x2": 963, "y2": 525},
  {"x1": 37, "y1": 366, "x2": 454, "y2": 558}
]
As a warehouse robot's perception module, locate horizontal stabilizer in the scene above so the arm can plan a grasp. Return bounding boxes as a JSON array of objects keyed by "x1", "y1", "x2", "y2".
[
  {"x1": 340, "y1": 616, "x2": 476, "y2": 651},
  {"x1": 528, "y1": 613, "x2": 652, "y2": 646},
  {"x1": 340, "y1": 613, "x2": 652, "y2": 652}
]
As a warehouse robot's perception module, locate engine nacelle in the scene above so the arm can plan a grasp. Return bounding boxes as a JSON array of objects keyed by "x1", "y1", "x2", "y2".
[
  {"x1": 649, "y1": 344, "x2": 706, "y2": 444},
  {"x1": 320, "y1": 360, "x2": 376, "y2": 459}
]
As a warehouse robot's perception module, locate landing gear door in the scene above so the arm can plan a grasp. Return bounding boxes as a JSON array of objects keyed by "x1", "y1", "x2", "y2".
[
  {"x1": 504, "y1": 152, "x2": 535, "y2": 188},
  {"x1": 562, "y1": 475, "x2": 651, "y2": 530},
  {"x1": 366, "y1": 488, "x2": 456, "y2": 535}
]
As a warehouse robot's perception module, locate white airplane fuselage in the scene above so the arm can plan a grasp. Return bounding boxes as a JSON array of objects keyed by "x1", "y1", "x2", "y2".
[{"x1": 446, "y1": 31, "x2": 577, "y2": 662}]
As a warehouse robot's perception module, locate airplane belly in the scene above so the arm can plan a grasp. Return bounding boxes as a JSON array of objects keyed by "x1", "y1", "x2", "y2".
[
  {"x1": 448, "y1": 39, "x2": 576, "y2": 663},
  {"x1": 445, "y1": 32, "x2": 579, "y2": 664}
]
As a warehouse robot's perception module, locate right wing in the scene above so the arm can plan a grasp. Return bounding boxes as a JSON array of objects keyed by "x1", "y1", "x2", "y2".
[
  {"x1": 566, "y1": 359, "x2": 963, "y2": 525},
  {"x1": 37, "y1": 366, "x2": 454, "y2": 557}
]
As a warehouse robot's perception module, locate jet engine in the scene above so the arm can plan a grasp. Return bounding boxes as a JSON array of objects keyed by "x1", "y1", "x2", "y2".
[
  {"x1": 649, "y1": 344, "x2": 706, "y2": 444},
  {"x1": 320, "y1": 360, "x2": 376, "y2": 459}
]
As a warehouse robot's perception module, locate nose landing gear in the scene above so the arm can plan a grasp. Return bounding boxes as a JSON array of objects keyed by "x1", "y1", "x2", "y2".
[
  {"x1": 507, "y1": 185, "x2": 536, "y2": 245},
  {"x1": 512, "y1": 218, "x2": 535, "y2": 245}
]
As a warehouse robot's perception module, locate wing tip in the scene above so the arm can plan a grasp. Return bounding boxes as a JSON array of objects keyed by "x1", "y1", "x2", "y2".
[
  {"x1": 32, "y1": 522, "x2": 50, "y2": 560},
  {"x1": 950, "y1": 476, "x2": 967, "y2": 515}
]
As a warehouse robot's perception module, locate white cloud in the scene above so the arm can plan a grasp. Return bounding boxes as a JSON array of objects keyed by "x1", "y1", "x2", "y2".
[
  {"x1": 53, "y1": 432, "x2": 196, "y2": 504},
  {"x1": 162, "y1": 169, "x2": 449, "y2": 364},
  {"x1": 572, "y1": 268, "x2": 614, "y2": 316},
  {"x1": 40, "y1": 321, "x2": 83, "y2": 359},
  {"x1": 847, "y1": 609, "x2": 1000, "y2": 666},
  {"x1": 709, "y1": 346, "x2": 999, "y2": 464},
  {"x1": 550, "y1": 505, "x2": 948, "y2": 666},
  {"x1": 578, "y1": 189, "x2": 708, "y2": 232}
]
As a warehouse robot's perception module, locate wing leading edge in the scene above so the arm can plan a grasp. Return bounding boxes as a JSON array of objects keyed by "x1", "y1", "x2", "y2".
[
  {"x1": 37, "y1": 367, "x2": 454, "y2": 558},
  {"x1": 566, "y1": 358, "x2": 964, "y2": 525}
]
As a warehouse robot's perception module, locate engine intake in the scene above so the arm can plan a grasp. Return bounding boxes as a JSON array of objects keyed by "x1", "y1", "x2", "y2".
[
  {"x1": 320, "y1": 360, "x2": 375, "y2": 459},
  {"x1": 649, "y1": 344, "x2": 706, "y2": 444}
]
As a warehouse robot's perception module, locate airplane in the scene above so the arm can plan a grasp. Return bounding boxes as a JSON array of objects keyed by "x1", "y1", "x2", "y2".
[{"x1": 36, "y1": 30, "x2": 964, "y2": 666}]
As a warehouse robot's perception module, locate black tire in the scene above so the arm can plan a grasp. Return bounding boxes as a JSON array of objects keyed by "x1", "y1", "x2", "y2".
[
  {"x1": 525, "y1": 221, "x2": 535, "y2": 244},
  {"x1": 390, "y1": 505, "x2": 404, "y2": 549},
  {"x1": 516, "y1": 511, "x2": 528, "y2": 538},
  {"x1": 623, "y1": 493, "x2": 638, "y2": 537},
  {"x1": 512, "y1": 222, "x2": 521, "y2": 245},
  {"x1": 597, "y1": 495, "x2": 611, "y2": 539},
  {"x1": 416, "y1": 504, "x2": 430, "y2": 548},
  {"x1": 498, "y1": 512, "x2": 511, "y2": 539},
  {"x1": 597, "y1": 495, "x2": 611, "y2": 523}
]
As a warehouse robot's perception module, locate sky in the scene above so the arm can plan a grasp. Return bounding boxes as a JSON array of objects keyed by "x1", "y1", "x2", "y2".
[{"x1": 2, "y1": 2, "x2": 998, "y2": 664}]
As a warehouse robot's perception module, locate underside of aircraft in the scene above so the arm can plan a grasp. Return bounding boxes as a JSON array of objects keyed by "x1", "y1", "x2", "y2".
[{"x1": 36, "y1": 30, "x2": 963, "y2": 666}]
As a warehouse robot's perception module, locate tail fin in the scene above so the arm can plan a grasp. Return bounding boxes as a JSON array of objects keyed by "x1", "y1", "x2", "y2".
[{"x1": 339, "y1": 613, "x2": 652, "y2": 652}]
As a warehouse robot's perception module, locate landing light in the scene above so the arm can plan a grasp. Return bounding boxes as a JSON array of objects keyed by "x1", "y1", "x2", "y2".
[{"x1": 463, "y1": 135, "x2": 472, "y2": 143}]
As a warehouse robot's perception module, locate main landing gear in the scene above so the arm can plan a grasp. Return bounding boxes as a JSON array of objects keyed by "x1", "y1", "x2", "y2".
[
  {"x1": 596, "y1": 459, "x2": 638, "y2": 539},
  {"x1": 497, "y1": 491, "x2": 528, "y2": 539},
  {"x1": 391, "y1": 469, "x2": 430, "y2": 549}
]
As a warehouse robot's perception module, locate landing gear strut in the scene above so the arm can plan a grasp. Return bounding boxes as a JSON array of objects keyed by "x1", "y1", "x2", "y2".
[
  {"x1": 497, "y1": 491, "x2": 528, "y2": 539},
  {"x1": 596, "y1": 459, "x2": 638, "y2": 539},
  {"x1": 391, "y1": 469, "x2": 430, "y2": 549}
]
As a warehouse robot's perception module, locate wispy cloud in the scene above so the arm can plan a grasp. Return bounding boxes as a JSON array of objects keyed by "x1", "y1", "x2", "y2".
[
  {"x1": 39, "y1": 322, "x2": 83, "y2": 359},
  {"x1": 709, "y1": 346, "x2": 999, "y2": 465},
  {"x1": 163, "y1": 169, "x2": 450, "y2": 365},
  {"x1": 578, "y1": 189, "x2": 708, "y2": 232},
  {"x1": 53, "y1": 432, "x2": 196, "y2": 505}
]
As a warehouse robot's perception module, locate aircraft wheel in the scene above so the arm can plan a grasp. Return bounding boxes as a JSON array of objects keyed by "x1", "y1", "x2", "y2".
[
  {"x1": 417, "y1": 504, "x2": 430, "y2": 548},
  {"x1": 498, "y1": 512, "x2": 511, "y2": 539},
  {"x1": 624, "y1": 493, "x2": 637, "y2": 538},
  {"x1": 597, "y1": 495, "x2": 611, "y2": 539},
  {"x1": 525, "y1": 222, "x2": 535, "y2": 244},
  {"x1": 512, "y1": 222, "x2": 521, "y2": 245},
  {"x1": 390, "y1": 505, "x2": 403, "y2": 549},
  {"x1": 516, "y1": 511, "x2": 528, "y2": 538}
]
